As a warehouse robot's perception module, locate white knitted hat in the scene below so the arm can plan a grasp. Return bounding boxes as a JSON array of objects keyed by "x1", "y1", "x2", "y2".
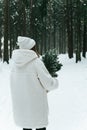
[{"x1": 17, "y1": 36, "x2": 36, "y2": 49}]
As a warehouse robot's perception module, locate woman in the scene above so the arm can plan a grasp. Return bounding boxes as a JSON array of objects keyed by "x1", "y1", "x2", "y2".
[{"x1": 10, "y1": 36, "x2": 58, "y2": 130}]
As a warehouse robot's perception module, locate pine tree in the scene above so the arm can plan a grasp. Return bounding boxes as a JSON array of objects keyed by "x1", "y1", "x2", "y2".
[{"x1": 42, "y1": 49, "x2": 62, "y2": 77}]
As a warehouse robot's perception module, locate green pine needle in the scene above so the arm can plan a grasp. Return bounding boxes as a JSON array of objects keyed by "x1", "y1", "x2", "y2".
[{"x1": 42, "y1": 49, "x2": 62, "y2": 77}]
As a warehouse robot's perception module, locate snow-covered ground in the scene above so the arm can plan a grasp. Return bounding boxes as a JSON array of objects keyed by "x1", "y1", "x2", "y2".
[{"x1": 0, "y1": 54, "x2": 87, "y2": 130}]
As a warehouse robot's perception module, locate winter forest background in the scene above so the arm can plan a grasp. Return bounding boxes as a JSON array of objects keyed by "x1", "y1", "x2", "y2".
[
  {"x1": 0, "y1": 0, "x2": 87, "y2": 63},
  {"x1": 0, "y1": 1, "x2": 87, "y2": 130}
]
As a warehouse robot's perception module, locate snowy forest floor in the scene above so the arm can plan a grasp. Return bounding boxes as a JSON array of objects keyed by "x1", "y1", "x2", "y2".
[{"x1": 0, "y1": 54, "x2": 87, "y2": 130}]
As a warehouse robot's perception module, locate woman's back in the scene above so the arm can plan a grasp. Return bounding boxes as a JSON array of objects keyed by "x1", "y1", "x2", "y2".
[{"x1": 10, "y1": 36, "x2": 58, "y2": 129}]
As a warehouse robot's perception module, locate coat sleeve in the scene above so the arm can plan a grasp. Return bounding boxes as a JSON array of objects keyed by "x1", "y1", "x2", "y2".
[{"x1": 35, "y1": 58, "x2": 59, "y2": 91}]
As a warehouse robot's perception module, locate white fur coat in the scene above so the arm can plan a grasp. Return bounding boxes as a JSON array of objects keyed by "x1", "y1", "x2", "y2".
[{"x1": 10, "y1": 49, "x2": 58, "y2": 129}]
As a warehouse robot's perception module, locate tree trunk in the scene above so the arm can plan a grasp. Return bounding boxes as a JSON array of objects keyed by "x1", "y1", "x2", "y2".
[
  {"x1": 82, "y1": 10, "x2": 86, "y2": 58},
  {"x1": 44, "y1": 17, "x2": 47, "y2": 52},
  {"x1": 3, "y1": 0, "x2": 9, "y2": 63},
  {"x1": 29, "y1": 0, "x2": 35, "y2": 38},
  {"x1": 9, "y1": 36, "x2": 12, "y2": 58},
  {"x1": 66, "y1": 0, "x2": 73, "y2": 58},
  {"x1": 22, "y1": 3, "x2": 27, "y2": 36},
  {"x1": 53, "y1": 3, "x2": 56, "y2": 49},
  {"x1": 59, "y1": 27, "x2": 62, "y2": 54},
  {"x1": 76, "y1": 0, "x2": 81, "y2": 63},
  {"x1": 42, "y1": 0, "x2": 47, "y2": 53}
]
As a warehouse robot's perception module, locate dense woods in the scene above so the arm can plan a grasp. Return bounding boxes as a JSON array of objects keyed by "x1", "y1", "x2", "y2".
[{"x1": 0, "y1": 0, "x2": 87, "y2": 63}]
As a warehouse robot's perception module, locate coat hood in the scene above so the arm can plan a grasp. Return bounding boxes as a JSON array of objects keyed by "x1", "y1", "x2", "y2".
[{"x1": 12, "y1": 49, "x2": 38, "y2": 67}]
